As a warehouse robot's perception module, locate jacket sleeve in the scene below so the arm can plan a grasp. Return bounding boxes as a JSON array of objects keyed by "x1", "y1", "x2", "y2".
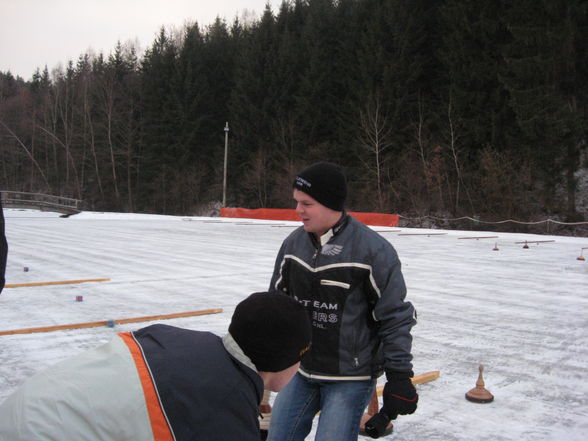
[
  {"x1": 370, "y1": 241, "x2": 416, "y2": 373},
  {"x1": 268, "y1": 240, "x2": 288, "y2": 293},
  {"x1": 0, "y1": 336, "x2": 154, "y2": 441}
]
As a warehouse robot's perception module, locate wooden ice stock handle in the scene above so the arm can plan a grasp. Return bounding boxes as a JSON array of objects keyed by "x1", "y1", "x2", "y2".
[
  {"x1": 376, "y1": 370, "x2": 440, "y2": 396},
  {"x1": 365, "y1": 370, "x2": 439, "y2": 417},
  {"x1": 361, "y1": 370, "x2": 440, "y2": 435}
]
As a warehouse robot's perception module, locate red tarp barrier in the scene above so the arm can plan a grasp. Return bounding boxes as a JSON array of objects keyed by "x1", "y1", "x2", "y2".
[{"x1": 220, "y1": 208, "x2": 399, "y2": 227}]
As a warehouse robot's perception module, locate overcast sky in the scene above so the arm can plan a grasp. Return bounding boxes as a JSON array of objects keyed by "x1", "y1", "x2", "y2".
[{"x1": 1, "y1": 0, "x2": 279, "y2": 81}]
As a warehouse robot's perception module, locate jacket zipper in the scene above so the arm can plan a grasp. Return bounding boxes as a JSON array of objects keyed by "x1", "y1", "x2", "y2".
[
  {"x1": 351, "y1": 326, "x2": 359, "y2": 367},
  {"x1": 312, "y1": 243, "x2": 320, "y2": 267},
  {"x1": 312, "y1": 235, "x2": 359, "y2": 368}
]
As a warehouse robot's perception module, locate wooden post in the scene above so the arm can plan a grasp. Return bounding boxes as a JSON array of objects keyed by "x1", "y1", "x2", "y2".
[{"x1": 222, "y1": 122, "x2": 229, "y2": 207}]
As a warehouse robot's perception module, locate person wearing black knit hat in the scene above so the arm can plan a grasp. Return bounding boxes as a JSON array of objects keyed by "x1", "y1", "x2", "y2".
[
  {"x1": 0, "y1": 292, "x2": 311, "y2": 441},
  {"x1": 291, "y1": 162, "x2": 348, "y2": 237},
  {"x1": 293, "y1": 162, "x2": 347, "y2": 212},
  {"x1": 0, "y1": 197, "x2": 7, "y2": 295},
  {"x1": 267, "y1": 162, "x2": 417, "y2": 441},
  {"x1": 228, "y1": 291, "x2": 311, "y2": 390}
]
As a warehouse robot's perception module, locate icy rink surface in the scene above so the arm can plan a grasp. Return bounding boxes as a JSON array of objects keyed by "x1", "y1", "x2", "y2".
[{"x1": 1, "y1": 209, "x2": 587, "y2": 441}]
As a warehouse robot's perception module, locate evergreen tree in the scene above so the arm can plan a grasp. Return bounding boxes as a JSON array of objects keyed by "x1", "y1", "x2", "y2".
[
  {"x1": 229, "y1": 5, "x2": 279, "y2": 207},
  {"x1": 439, "y1": 0, "x2": 513, "y2": 152},
  {"x1": 501, "y1": 0, "x2": 588, "y2": 217},
  {"x1": 342, "y1": 0, "x2": 433, "y2": 211},
  {"x1": 295, "y1": 0, "x2": 345, "y2": 158},
  {"x1": 138, "y1": 28, "x2": 180, "y2": 212}
]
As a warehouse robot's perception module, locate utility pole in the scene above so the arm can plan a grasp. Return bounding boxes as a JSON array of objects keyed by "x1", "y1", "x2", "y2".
[{"x1": 222, "y1": 122, "x2": 229, "y2": 207}]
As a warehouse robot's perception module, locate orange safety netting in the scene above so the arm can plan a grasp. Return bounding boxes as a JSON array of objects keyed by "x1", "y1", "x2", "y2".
[{"x1": 220, "y1": 208, "x2": 399, "y2": 227}]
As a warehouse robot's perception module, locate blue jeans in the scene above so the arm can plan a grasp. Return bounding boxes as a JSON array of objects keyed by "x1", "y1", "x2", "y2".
[{"x1": 267, "y1": 373, "x2": 376, "y2": 441}]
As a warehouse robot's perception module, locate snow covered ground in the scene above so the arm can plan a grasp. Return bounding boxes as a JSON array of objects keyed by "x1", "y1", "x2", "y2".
[{"x1": 1, "y1": 208, "x2": 587, "y2": 441}]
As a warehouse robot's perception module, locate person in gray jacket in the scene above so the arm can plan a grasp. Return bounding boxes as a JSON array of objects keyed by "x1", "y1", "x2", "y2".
[
  {"x1": 0, "y1": 292, "x2": 311, "y2": 441},
  {"x1": 267, "y1": 162, "x2": 417, "y2": 441}
]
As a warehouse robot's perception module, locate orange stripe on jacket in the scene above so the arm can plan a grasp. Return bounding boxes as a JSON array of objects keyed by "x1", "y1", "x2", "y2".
[{"x1": 119, "y1": 332, "x2": 175, "y2": 441}]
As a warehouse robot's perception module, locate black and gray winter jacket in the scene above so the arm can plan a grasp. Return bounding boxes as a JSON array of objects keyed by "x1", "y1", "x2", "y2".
[{"x1": 269, "y1": 214, "x2": 416, "y2": 380}]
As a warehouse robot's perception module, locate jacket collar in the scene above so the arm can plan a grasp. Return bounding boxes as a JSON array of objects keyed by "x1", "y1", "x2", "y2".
[
  {"x1": 222, "y1": 333, "x2": 257, "y2": 372},
  {"x1": 309, "y1": 212, "x2": 349, "y2": 247}
]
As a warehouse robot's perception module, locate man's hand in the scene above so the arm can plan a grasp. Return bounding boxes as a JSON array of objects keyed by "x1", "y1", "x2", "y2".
[{"x1": 381, "y1": 371, "x2": 418, "y2": 419}]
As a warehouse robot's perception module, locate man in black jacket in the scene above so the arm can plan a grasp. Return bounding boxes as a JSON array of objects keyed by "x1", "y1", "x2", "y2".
[
  {"x1": 0, "y1": 197, "x2": 7, "y2": 294},
  {"x1": 267, "y1": 162, "x2": 417, "y2": 441}
]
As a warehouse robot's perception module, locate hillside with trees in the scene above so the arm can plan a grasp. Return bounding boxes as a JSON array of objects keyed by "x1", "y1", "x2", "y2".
[{"x1": 1, "y1": 0, "x2": 586, "y2": 233}]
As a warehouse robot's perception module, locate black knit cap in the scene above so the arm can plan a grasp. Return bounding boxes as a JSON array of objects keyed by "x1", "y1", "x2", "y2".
[
  {"x1": 229, "y1": 292, "x2": 312, "y2": 372},
  {"x1": 293, "y1": 162, "x2": 347, "y2": 211}
]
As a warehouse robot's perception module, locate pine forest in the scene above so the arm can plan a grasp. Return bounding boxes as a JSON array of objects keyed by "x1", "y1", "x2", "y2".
[{"x1": 0, "y1": 0, "x2": 586, "y2": 233}]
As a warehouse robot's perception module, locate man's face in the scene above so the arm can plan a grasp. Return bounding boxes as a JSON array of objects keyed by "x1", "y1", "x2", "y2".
[{"x1": 293, "y1": 189, "x2": 341, "y2": 237}]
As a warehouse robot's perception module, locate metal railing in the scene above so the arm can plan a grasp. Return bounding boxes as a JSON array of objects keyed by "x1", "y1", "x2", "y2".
[{"x1": 0, "y1": 191, "x2": 81, "y2": 214}]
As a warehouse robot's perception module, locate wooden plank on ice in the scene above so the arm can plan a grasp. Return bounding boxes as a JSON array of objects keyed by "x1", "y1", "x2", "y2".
[{"x1": 0, "y1": 308, "x2": 223, "y2": 336}]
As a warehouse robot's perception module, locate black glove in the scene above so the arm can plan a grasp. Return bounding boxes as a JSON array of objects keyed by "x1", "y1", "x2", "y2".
[{"x1": 381, "y1": 371, "x2": 418, "y2": 420}]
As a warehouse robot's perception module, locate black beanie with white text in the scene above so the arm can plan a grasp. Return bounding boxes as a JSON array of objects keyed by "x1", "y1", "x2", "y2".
[{"x1": 293, "y1": 162, "x2": 347, "y2": 211}]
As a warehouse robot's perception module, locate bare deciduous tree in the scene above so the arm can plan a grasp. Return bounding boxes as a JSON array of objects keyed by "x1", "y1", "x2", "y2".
[
  {"x1": 0, "y1": 119, "x2": 51, "y2": 190},
  {"x1": 356, "y1": 93, "x2": 394, "y2": 211}
]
